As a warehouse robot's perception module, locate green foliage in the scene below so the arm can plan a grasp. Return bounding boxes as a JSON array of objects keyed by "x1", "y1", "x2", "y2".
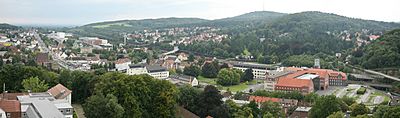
[
  {"x1": 361, "y1": 29, "x2": 400, "y2": 69},
  {"x1": 260, "y1": 101, "x2": 283, "y2": 118},
  {"x1": 242, "y1": 101, "x2": 260, "y2": 118},
  {"x1": 341, "y1": 96, "x2": 356, "y2": 106},
  {"x1": 188, "y1": 54, "x2": 195, "y2": 62},
  {"x1": 350, "y1": 103, "x2": 369, "y2": 117},
  {"x1": 309, "y1": 95, "x2": 342, "y2": 118},
  {"x1": 183, "y1": 65, "x2": 201, "y2": 77},
  {"x1": 83, "y1": 93, "x2": 125, "y2": 118},
  {"x1": 177, "y1": 85, "x2": 201, "y2": 113},
  {"x1": 252, "y1": 90, "x2": 304, "y2": 100},
  {"x1": 59, "y1": 70, "x2": 95, "y2": 103},
  {"x1": 21, "y1": 77, "x2": 49, "y2": 92},
  {"x1": 0, "y1": 64, "x2": 58, "y2": 92},
  {"x1": 217, "y1": 68, "x2": 242, "y2": 86},
  {"x1": 241, "y1": 68, "x2": 254, "y2": 82},
  {"x1": 373, "y1": 105, "x2": 400, "y2": 118},
  {"x1": 201, "y1": 62, "x2": 219, "y2": 78},
  {"x1": 196, "y1": 85, "x2": 224, "y2": 117},
  {"x1": 90, "y1": 72, "x2": 178, "y2": 118},
  {"x1": 357, "y1": 87, "x2": 366, "y2": 94},
  {"x1": 327, "y1": 111, "x2": 345, "y2": 118}
]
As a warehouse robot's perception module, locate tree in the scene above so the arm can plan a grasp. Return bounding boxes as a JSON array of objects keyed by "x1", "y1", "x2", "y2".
[
  {"x1": 260, "y1": 101, "x2": 283, "y2": 118},
  {"x1": 188, "y1": 54, "x2": 195, "y2": 62},
  {"x1": 304, "y1": 92, "x2": 319, "y2": 104},
  {"x1": 309, "y1": 95, "x2": 341, "y2": 118},
  {"x1": 327, "y1": 111, "x2": 345, "y2": 118},
  {"x1": 202, "y1": 62, "x2": 218, "y2": 78},
  {"x1": 373, "y1": 105, "x2": 390, "y2": 118},
  {"x1": 183, "y1": 65, "x2": 201, "y2": 77},
  {"x1": 217, "y1": 68, "x2": 242, "y2": 86},
  {"x1": 341, "y1": 96, "x2": 356, "y2": 106},
  {"x1": 196, "y1": 85, "x2": 223, "y2": 117},
  {"x1": 21, "y1": 77, "x2": 49, "y2": 92},
  {"x1": 350, "y1": 103, "x2": 369, "y2": 117},
  {"x1": 241, "y1": 68, "x2": 254, "y2": 82},
  {"x1": 177, "y1": 85, "x2": 201, "y2": 112},
  {"x1": 382, "y1": 106, "x2": 400, "y2": 118},
  {"x1": 83, "y1": 93, "x2": 124, "y2": 118},
  {"x1": 243, "y1": 101, "x2": 260, "y2": 118},
  {"x1": 89, "y1": 72, "x2": 178, "y2": 117}
]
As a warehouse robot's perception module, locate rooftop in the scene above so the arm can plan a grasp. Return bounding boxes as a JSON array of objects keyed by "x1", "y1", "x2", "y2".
[
  {"x1": 275, "y1": 77, "x2": 312, "y2": 88},
  {"x1": 0, "y1": 100, "x2": 20, "y2": 112},
  {"x1": 146, "y1": 65, "x2": 167, "y2": 73},
  {"x1": 296, "y1": 74, "x2": 319, "y2": 80},
  {"x1": 248, "y1": 96, "x2": 280, "y2": 103},
  {"x1": 47, "y1": 84, "x2": 72, "y2": 99}
]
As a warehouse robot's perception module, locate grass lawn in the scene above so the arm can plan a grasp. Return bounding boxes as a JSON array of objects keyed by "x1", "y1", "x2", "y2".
[
  {"x1": 222, "y1": 83, "x2": 249, "y2": 92},
  {"x1": 371, "y1": 91, "x2": 390, "y2": 103},
  {"x1": 197, "y1": 76, "x2": 217, "y2": 85}
]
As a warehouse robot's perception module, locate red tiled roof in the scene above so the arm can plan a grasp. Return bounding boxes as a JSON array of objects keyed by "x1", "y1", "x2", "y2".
[
  {"x1": 115, "y1": 58, "x2": 131, "y2": 64},
  {"x1": 0, "y1": 100, "x2": 20, "y2": 112},
  {"x1": 275, "y1": 77, "x2": 313, "y2": 88},
  {"x1": 47, "y1": 84, "x2": 72, "y2": 99},
  {"x1": 249, "y1": 96, "x2": 281, "y2": 103},
  {"x1": 0, "y1": 93, "x2": 28, "y2": 100}
]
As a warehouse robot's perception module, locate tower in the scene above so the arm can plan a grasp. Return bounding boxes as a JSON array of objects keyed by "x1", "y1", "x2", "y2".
[{"x1": 314, "y1": 59, "x2": 320, "y2": 69}]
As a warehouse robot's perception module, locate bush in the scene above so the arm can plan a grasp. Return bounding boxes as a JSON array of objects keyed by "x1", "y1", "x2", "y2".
[{"x1": 356, "y1": 87, "x2": 366, "y2": 94}]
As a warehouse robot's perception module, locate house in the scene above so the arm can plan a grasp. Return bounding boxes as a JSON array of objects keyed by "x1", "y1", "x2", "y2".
[
  {"x1": 47, "y1": 84, "x2": 72, "y2": 104},
  {"x1": 168, "y1": 75, "x2": 199, "y2": 86},
  {"x1": 115, "y1": 58, "x2": 131, "y2": 71},
  {"x1": 231, "y1": 61, "x2": 277, "y2": 80},
  {"x1": 288, "y1": 107, "x2": 312, "y2": 118},
  {"x1": 126, "y1": 64, "x2": 169, "y2": 79},
  {"x1": 80, "y1": 47, "x2": 93, "y2": 54},
  {"x1": 0, "y1": 100, "x2": 21, "y2": 118},
  {"x1": 177, "y1": 53, "x2": 188, "y2": 61},
  {"x1": 35, "y1": 53, "x2": 49, "y2": 66},
  {"x1": 248, "y1": 96, "x2": 298, "y2": 108},
  {"x1": 162, "y1": 55, "x2": 180, "y2": 69},
  {"x1": 17, "y1": 93, "x2": 72, "y2": 118}
]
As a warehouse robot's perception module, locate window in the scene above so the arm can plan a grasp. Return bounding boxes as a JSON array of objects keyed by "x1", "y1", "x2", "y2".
[
  {"x1": 66, "y1": 109, "x2": 71, "y2": 113},
  {"x1": 7, "y1": 113, "x2": 10, "y2": 118}
]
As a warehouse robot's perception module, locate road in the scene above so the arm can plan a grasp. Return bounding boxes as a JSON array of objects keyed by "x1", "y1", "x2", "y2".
[
  {"x1": 345, "y1": 63, "x2": 400, "y2": 81},
  {"x1": 34, "y1": 32, "x2": 74, "y2": 70}
]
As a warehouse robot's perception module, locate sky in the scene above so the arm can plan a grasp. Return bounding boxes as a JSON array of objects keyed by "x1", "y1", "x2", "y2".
[{"x1": 0, "y1": 0, "x2": 399, "y2": 26}]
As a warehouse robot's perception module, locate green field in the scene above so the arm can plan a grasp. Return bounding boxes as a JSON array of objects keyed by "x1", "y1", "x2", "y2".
[{"x1": 197, "y1": 76, "x2": 255, "y2": 92}]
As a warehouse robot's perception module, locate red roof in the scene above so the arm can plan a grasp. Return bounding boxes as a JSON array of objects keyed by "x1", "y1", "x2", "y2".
[
  {"x1": 275, "y1": 77, "x2": 313, "y2": 88},
  {"x1": 0, "y1": 100, "x2": 20, "y2": 112},
  {"x1": 249, "y1": 96, "x2": 281, "y2": 103},
  {"x1": 47, "y1": 84, "x2": 72, "y2": 99},
  {"x1": 115, "y1": 58, "x2": 131, "y2": 64}
]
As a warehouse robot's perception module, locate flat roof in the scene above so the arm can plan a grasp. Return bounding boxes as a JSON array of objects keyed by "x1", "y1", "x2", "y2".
[
  {"x1": 295, "y1": 107, "x2": 312, "y2": 112},
  {"x1": 296, "y1": 74, "x2": 319, "y2": 80}
]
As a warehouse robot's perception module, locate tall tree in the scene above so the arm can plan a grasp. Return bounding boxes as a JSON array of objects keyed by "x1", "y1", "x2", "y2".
[
  {"x1": 183, "y1": 65, "x2": 201, "y2": 77},
  {"x1": 196, "y1": 85, "x2": 223, "y2": 117},
  {"x1": 350, "y1": 103, "x2": 369, "y2": 117},
  {"x1": 309, "y1": 95, "x2": 341, "y2": 118},
  {"x1": 83, "y1": 93, "x2": 125, "y2": 118},
  {"x1": 260, "y1": 101, "x2": 283, "y2": 118},
  {"x1": 21, "y1": 77, "x2": 49, "y2": 92},
  {"x1": 327, "y1": 111, "x2": 345, "y2": 118},
  {"x1": 177, "y1": 85, "x2": 201, "y2": 112},
  {"x1": 241, "y1": 68, "x2": 254, "y2": 82},
  {"x1": 202, "y1": 62, "x2": 218, "y2": 78}
]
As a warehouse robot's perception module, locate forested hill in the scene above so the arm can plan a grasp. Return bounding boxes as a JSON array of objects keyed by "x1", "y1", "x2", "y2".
[
  {"x1": 265, "y1": 11, "x2": 400, "y2": 33},
  {"x1": 360, "y1": 29, "x2": 400, "y2": 69},
  {"x1": 0, "y1": 23, "x2": 20, "y2": 30},
  {"x1": 208, "y1": 11, "x2": 286, "y2": 28}
]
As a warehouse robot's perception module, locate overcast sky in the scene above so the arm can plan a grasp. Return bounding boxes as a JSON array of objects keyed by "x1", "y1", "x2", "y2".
[{"x1": 0, "y1": 0, "x2": 399, "y2": 26}]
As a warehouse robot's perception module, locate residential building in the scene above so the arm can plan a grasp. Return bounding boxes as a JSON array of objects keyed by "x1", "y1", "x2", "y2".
[
  {"x1": 168, "y1": 75, "x2": 199, "y2": 86},
  {"x1": 0, "y1": 100, "x2": 21, "y2": 118},
  {"x1": 127, "y1": 64, "x2": 169, "y2": 79},
  {"x1": 115, "y1": 58, "x2": 131, "y2": 71},
  {"x1": 289, "y1": 107, "x2": 312, "y2": 118},
  {"x1": 231, "y1": 61, "x2": 277, "y2": 80},
  {"x1": 162, "y1": 55, "x2": 180, "y2": 69},
  {"x1": 47, "y1": 84, "x2": 72, "y2": 104},
  {"x1": 35, "y1": 53, "x2": 49, "y2": 66},
  {"x1": 17, "y1": 93, "x2": 72, "y2": 118}
]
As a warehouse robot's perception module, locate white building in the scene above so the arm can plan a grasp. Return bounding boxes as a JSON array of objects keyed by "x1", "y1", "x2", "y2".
[
  {"x1": 0, "y1": 108, "x2": 5, "y2": 118},
  {"x1": 231, "y1": 62, "x2": 277, "y2": 79},
  {"x1": 115, "y1": 58, "x2": 132, "y2": 71},
  {"x1": 126, "y1": 64, "x2": 169, "y2": 79}
]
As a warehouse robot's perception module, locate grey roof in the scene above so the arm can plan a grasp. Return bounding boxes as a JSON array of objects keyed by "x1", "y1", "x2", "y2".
[
  {"x1": 267, "y1": 70, "x2": 294, "y2": 79},
  {"x1": 169, "y1": 75, "x2": 196, "y2": 82},
  {"x1": 146, "y1": 65, "x2": 167, "y2": 73},
  {"x1": 129, "y1": 63, "x2": 146, "y2": 68},
  {"x1": 231, "y1": 61, "x2": 277, "y2": 70},
  {"x1": 350, "y1": 74, "x2": 374, "y2": 80}
]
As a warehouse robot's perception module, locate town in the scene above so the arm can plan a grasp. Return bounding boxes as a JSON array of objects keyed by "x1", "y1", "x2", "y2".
[{"x1": 1, "y1": 22, "x2": 400, "y2": 118}]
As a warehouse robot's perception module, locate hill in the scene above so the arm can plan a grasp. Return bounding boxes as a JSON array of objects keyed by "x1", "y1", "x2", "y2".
[
  {"x1": 0, "y1": 23, "x2": 20, "y2": 30},
  {"x1": 67, "y1": 18, "x2": 208, "y2": 39},
  {"x1": 208, "y1": 11, "x2": 286, "y2": 28},
  {"x1": 361, "y1": 29, "x2": 400, "y2": 69}
]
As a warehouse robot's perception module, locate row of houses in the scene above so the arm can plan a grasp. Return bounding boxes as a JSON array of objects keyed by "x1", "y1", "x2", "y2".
[{"x1": 0, "y1": 84, "x2": 73, "y2": 118}]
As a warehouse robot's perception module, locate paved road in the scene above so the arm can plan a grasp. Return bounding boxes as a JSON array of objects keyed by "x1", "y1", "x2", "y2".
[{"x1": 34, "y1": 32, "x2": 74, "y2": 70}]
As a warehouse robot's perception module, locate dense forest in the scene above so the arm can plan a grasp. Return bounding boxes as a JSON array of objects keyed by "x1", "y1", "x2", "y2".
[
  {"x1": 358, "y1": 29, "x2": 400, "y2": 69},
  {"x1": 0, "y1": 23, "x2": 20, "y2": 30}
]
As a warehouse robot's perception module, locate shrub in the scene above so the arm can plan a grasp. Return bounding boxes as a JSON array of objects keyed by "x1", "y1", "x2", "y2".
[{"x1": 356, "y1": 87, "x2": 366, "y2": 94}]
